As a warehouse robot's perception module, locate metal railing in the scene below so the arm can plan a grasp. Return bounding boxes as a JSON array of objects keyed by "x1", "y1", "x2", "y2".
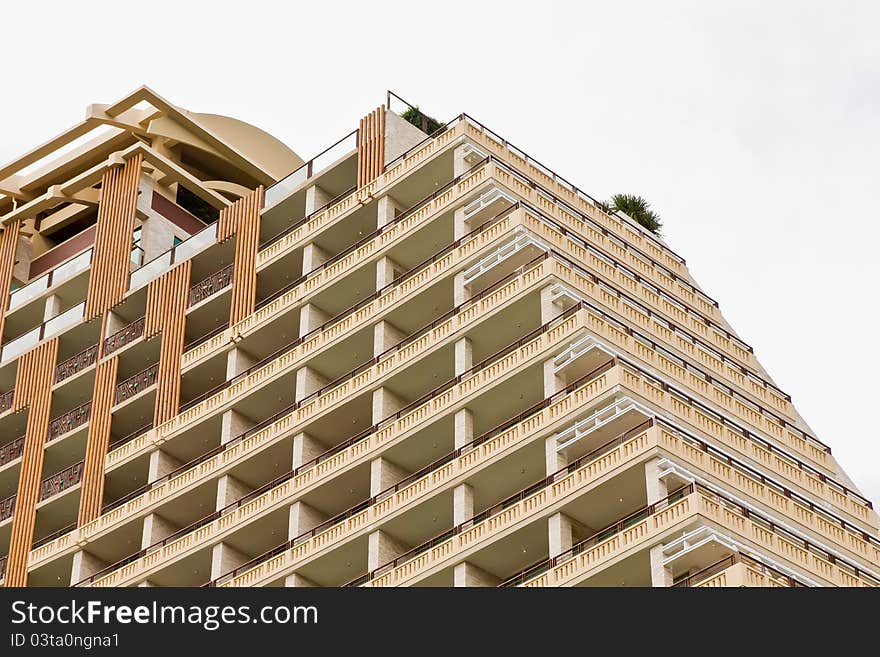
[
  {"x1": 0, "y1": 389, "x2": 13, "y2": 414},
  {"x1": 38, "y1": 461, "x2": 84, "y2": 501},
  {"x1": 103, "y1": 316, "x2": 145, "y2": 356},
  {"x1": 55, "y1": 344, "x2": 99, "y2": 383},
  {"x1": 114, "y1": 364, "x2": 159, "y2": 405},
  {"x1": 188, "y1": 264, "x2": 234, "y2": 307},
  {"x1": 0, "y1": 436, "x2": 24, "y2": 467},
  {"x1": 46, "y1": 401, "x2": 92, "y2": 442},
  {"x1": 0, "y1": 494, "x2": 14, "y2": 522}
]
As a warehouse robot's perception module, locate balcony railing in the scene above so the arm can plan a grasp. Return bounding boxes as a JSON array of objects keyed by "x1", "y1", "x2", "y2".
[
  {"x1": 0, "y1": 436, "x2": 24, "y2": 467},
  {"x1": 264, "y1": 130, "x2": 358, "y2": 209},
  {"x1": 0, "y1": 302, "x2": 87, "y2": 363},
  {"x1": 115, "y1": 363, "x2": 159, "y2": 405},
  {"x1": 108, "y1": 422, "x2": 153, "y2": 452},
  {"x1": 0, "y1": 494, "x2": 15, "y2": 522},
  {"x1": 47, "y1": 402, "x2": 92, "y2": 442},
  {"x1": 129, "y1": 224, "x2": 218, "y2": 293},
  {"x1": 55, "y1": 344, "x2": 99, "y2": 384},
  {"x1": 7, "y1": 248, "x2": 93, "y2": 312},
  {"x1": 0, "y1": 389, "x2": 13, "y2": 414},
  {"x1": 39, "y1": 461, "x2": 84, "y2": 502},
  {"x1": 672, "y1": 553, "x2": 805, "y2": 588},
  {"x1": 188, "y1": 264, "x2": 233, "y2": 307},
  {"x1": 103, "y1": 317, "x2": 145, "y2": 356}
]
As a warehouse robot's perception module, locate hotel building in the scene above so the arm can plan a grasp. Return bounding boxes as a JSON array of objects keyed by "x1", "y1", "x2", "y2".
[{"x1": 0, "y1": 87, "x2": 877, "y2": 588}]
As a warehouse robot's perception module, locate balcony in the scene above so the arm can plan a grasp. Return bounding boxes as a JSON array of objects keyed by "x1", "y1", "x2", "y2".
[
  {"x1": 673, "y1": 553, "x2": 805, "y2": 588},
  {"x1": 115, "y1": 363, "x2": 159, "y2": 405},
  {"x1": 0, "y1": 494, "x2": 14, "y2": 522},
  {"x1": 55, "y1": 344, "x2": 98, "y2": 384},
  {"x1": 129, "y1": 224, "x2": 218, "y2": 293},
  {"x1": 0, "y1": 436, "x2": 24, "y2": 467},
  {"x1": 0, "y1": 302, "x2": 86, "y2": 363},
  {"x1": 188, "y1": 264, "x2": 233, "y2": 307},
  {"x1": 7, "y1": 248, "x2": 93, "y2": 313},
  {"x1": 47, "y1": 401, "x2": 92, "y2": 442},
  {"x1": 103, "y1": 317, "x2": 145, "y2": 357},
  {"x1": 264, "y1": 130, "x2": 358, "y2": 210},
  {"x1": 0, "y1": 389, "x2": 13, "y2": 414},
  {"x1": 38, "y1": 460, "x2": 84, "y2": 502}
]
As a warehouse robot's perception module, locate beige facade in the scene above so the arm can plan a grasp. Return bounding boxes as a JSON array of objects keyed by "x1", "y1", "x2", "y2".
[{"x1": 0, "y1": 88, "x2": 877, "y2": 588}]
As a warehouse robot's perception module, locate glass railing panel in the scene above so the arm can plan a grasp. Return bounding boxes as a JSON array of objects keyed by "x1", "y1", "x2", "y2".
[
  {"x1": 8, "y1": 274, "x2": 49, "y2": 311},
  {"x1": 172, "y1": 224, "x2": 217, "y2": 263},
  {"x1": 1, "y1": 327, "x2": 40, "y2": 362},
  {"x1": 43, "y1": 302, "x2": 85, "y2": 339},
  {"x1": 52, "y1": 249, "x2": 93, "y2": 284},
  {"x1": 265, "y1": 130, "x2": 357, "y2": 208},
  {"x1": 128, "y1": 251, "x2": 172, "y2": 292}
]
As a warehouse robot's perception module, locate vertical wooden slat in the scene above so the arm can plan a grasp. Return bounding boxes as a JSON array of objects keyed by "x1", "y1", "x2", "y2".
[
  {"x1": 5, "y1": 338, "x2": 58, "y2": 586},
  {"x1": 217, "y1": 187, "x2": 264, "y2": 327},
  {"x1": 147, "y1": 259, "x2": 192, "y2": 426},
  {"x1": 76, "y1": 357, "x2": 118, "y2": 526},
  {"x1": 84, "y1": 154, "x2": 142, "y2": 321},
  {"x1": 0, "y1": 219, "x2": 22, "y2": 342},
  {"x1": 357, "y1": 105, "x2": 387, "y2": 188}
]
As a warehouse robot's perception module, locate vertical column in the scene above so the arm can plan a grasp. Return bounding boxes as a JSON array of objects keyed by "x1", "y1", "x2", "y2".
[
  {"x1": 548, "y1": 512, "x2": 574, "y2": 557},
  {"x1": 372, "y1": 387, "x2": 404, "y2": 426},
  {"x1": 367, "y1": 455, "x2": 410, "y2": 573},
  {"x1": 209, "y1": 473, "x2": 254, "y2": 582},
  {"x1": 5, "y1": 338, "x2": 59, "y2": 586},
  {"x1": 453, "y1": 143, "x2": 471, "y2": 178},
  {"x1": 646, "y1": 458, "x2": 673, "y2": 586},
  {"x1": 305, "y1": 184, "x2": 332, "y2": 216},
  {"x1": 216, "y1": 474, "x2": 252, "y2": 511},
  {"x1": 43, "y1": 294, "x2": 61, "y2": 322},
  {"x1": 147, "y1": 448, "x2": 182, "y2": 484},
  {"x1": 140, "y1": 513, "x2": 179, "y2": 551},
  {"x1": 77, "y1": 357, "x2": 119, "y2": 526},
  {"x1": 299, "y1": 302, "x2": 329, "y2": 338},
  {"x1": 454, "y1": 562, "x2": 500, "y2": 587},
  {"x1": 649, "y1": 544, "x2": 673, "y2": 587},
  {"x1": 210, "y1": 543, "x2": 250, "y2": 582},
  {"x1": 644, "y1": 458, "x2": 669, "y2": 504},
  {"x1": 373, "y1": 320, "x2": 405, "y2": 356},
  {"x1": 69, "y1": 550, "x2": 108, "y2": 586},
  {"x1": 302, "y1": 243, "x2": 329, "y2": 277},
  {"x1": 376, "y1": 195, "x2": 401, "y2": 230},
  {"x1": 453, "y1": 271, "x2": 469, "y2": 307},
  {"x1": 295, "y1": 366, "x2": 328, "y2": 404},
  {"x1": 292, "y1": 432, "x2": 325, "y2": 470},
  {"x1": 217, "y1": 187, "x2": 264, "y2": 327},
  {"x1": 376, "y1": 255, "x2": 401, "y2": 290},
  {"x1": 454, "y1": 337, "x2": 474, "y2": 449}
]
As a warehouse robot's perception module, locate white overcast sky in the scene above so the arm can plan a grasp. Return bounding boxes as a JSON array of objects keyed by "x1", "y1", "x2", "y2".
[{"x1": 1, "y1": 1, "x2": 878, "y2": 503}]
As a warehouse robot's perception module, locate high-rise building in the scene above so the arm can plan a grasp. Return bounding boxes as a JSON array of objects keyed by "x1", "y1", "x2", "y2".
[{"x1": 0, "y1": 87, "x2": 877, "y2": 588}]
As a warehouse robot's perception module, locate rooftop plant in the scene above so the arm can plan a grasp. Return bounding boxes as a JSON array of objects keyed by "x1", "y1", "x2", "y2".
[
  {"x1": 401, "y1": 107, "x2": 443, "y2": 135},
  {"x1": 601, "y1": 194, "x2": 663, "y2": 235}
]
